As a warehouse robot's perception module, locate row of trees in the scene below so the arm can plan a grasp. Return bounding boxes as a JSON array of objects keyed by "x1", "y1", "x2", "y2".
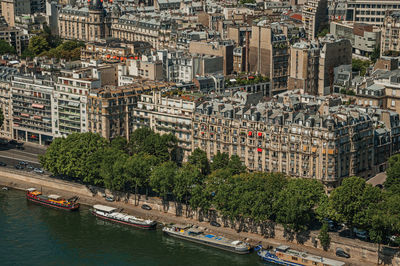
[
  {"x1": 39, "y1": 129, "x2": 400, "y2": 247},
  {"x1": 22, "y1": 26, "x2": 83, "y2": 60},
  {"x1": 0, "y1": 40, "x2": 16, "y2": 55}
]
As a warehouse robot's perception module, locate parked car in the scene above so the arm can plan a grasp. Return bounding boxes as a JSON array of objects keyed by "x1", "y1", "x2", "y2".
[
  {"x1": 353, "y1": 228, "x2": 368, "y2": 240},
  {"x1": 9, "y1": 140, "x2": 18, "y2": 145},
  {"x1": 26, "y1": 165, "x2": 34, "y2": 171},
  {"x1": 15, "y1": 164, "x2": 24, "y2": 170},
  {"x1": 141, "y1": 204, "x2": 152, "y2": 211},
  {"x1": 0, "y1": 161, "x2": 6, "y2": 167},
  {"x1": 33, "y1": 168, "x2": 44, "y2": 174},
  {"x1": 389, "y1": 234, "x2": 400, "y2": 246},
  {"x1": 336, "y1": 248, "x2": 350, "y2": 258},
  {"x1": 18, "y1": 161, "x2": 28, "y2": 166},
  {"x1": 323, "y1": 218, "x2": 340, "y2": 231},
  {"x1": 105, "y1": 196, "x2": 115, "y2": 202},
  {"x1": 210, "y1": 221, "x2": 221, "y2": 227}
]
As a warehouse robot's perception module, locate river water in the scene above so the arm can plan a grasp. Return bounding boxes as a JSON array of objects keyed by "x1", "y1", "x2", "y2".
[{"x1": 0, "y1": 189, "x2": 270, "y2": 266}]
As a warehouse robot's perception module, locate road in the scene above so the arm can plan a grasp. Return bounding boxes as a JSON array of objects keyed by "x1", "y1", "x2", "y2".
[{"x1": 0, "y1": 143, "x2": 45, "y2": 170}]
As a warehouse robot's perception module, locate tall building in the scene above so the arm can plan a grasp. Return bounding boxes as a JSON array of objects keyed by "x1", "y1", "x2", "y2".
[
  {"x1": 288, "y1": 41, "x2": 320, "y2": 95},
  {"x1": 132, "y1": 91, "x2": 196, "y2": 161},
  {"x1": 1, "y1": 0, "x2": 31, "y2": 27},
  {"x1": 302, "y1": 0, "x2": 328, "y2": 39},
  {"x1": 11, "y1": 75, "x2": 54, "y2": 145},
  {"x1": 58, "y1": 0, "x2": 111, "y2": 42},
  {"x1": 318, "y1": 35, "x2": 352, "y2": 95},
  {"x1": 381, "y1": 12, "x2": 400, "y2": 56},
  {"x1": 87, "y1": 85, "x2": 148, "y2": 140},
  {"x1": 0, "y1": 23, "x2": 23, "y2": 55},
  {"x1": 346, "y1": 0, "x2": 400, "y2": 26},
  {"x1": 249, "y1": 21, "x2": 289, "y2": 96}
]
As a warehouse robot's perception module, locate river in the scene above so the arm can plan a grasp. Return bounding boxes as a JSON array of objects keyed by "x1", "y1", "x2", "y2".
[{"x1": 0, "y1": 189, "x2": 271, "y2": 266}]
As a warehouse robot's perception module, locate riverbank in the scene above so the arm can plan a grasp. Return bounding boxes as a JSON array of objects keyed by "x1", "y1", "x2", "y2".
[{"x1": 0, "y1": 168, "x2": 396, "y2": 266}]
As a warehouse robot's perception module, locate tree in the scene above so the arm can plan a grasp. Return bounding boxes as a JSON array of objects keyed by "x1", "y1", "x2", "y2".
[
  {"x1": 149, "y1": 161, "x2": 177, "y2": 200},
  {"x1": 110, "y1": 136, "x2": 128, "y2": 153},
  {"x1": 28, "y1": 35, "x2": 49, "y2": 56},
  {"x1": 188, "y1": 148, "x2": 210, "y2": 176},
  {"x1": 101, "y1": 152, "x2": 129, "y2": 191},
  {"x1": 326, "y1": 177, "x2": 382, "y2": 233},
  {"x1": 274, "y1": 179, "x2": 325, "y2": 232},
  {"x1": 370, "y1": 46, "x2": 380, "y2": 62},
  {"x1": 385, "y1": 154, "x2": 400, "y2": 189},
  {"x1": 124, "y1": 153, "x2": 157, "y2": 205},
  {"x1": 317, "y1": 28, "x2": 329, "y2": 38},
  {"x1": 174, "y1": 163, "x2": 203, "y2": 216},
  {"x1": 352, "y1": 59, "x2": 371, "y2": 76},
  {"x1": 211, "y1": 151, "x2": 229, "y2": 171},
  {"x1": 318, "y1": 222, "x2": 331, "y2": 251},
  {"x1": 0, "y1": 40, "x2": 16, "y2": 55},
  {"x1": 227, "y1": 155, "x2": 247, "y2": 175}
]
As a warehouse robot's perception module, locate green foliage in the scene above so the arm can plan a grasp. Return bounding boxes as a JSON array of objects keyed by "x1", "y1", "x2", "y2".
[
  {"x1": 339, "y1": 88, "x2": 355, "y2": 95},
  {"x1": 0, "y1": 40, "x2": 16, "y2": 55},
  {"x1": 317, "y1": 28, "x2": 329, "y2": 38},
  {"x1": 239, "y1": 0, "x2": 255, "y2": 4},
  {"x1": 370, "y1": 46, "x2": 380, "y2": 63},
  {"x1": 352, "y1": 59, "x2": 371, "y2": 76},
  {"x1": 129, "y1": 127, "x2": 177, "y2": 162},
  {"x1": 40, "y1": 40, "x2": 85, "y2": 61},
  {"x1": 174, "y1": 163, "x2": 203, "y2": 205},
  {"x1": 188, "y1": 148, "x2": 210, "y2": 176},
  {"x1": 318, "y1": 222, "x2": 331, "y2": 251},
  {"x1": 149, "y1": 161, "x2": 177, "y2": 199},
  {"x1": 28, "y1": 35, "x2": 50, "y2": 56},
  {"x1": 274, "y1": 179, "x2": 325, "y2": 232},
  {"x1": 385, "y1": 154, "x2": 400, "y2": 189},
  {"x1": 326, "y1": 177, "x2": 382, "y2": 230},
  {"x1": 211, "y1": 151, "x2": 229, "y2": 171}
]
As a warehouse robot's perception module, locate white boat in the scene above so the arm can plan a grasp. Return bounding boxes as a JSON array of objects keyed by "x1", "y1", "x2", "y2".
[{"x1": 91, "y1": 204, "x2": 157, "y2": 229}]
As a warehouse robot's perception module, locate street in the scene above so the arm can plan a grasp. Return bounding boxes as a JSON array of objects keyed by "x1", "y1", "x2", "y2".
[{"x1": 0, "y1": 143, "x2": 45, "y2": 169}]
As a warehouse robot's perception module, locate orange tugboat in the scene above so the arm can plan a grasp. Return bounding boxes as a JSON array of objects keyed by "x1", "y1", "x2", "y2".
[{"x1": 26, "y1": 188, "x2": 80, "y2": 211}]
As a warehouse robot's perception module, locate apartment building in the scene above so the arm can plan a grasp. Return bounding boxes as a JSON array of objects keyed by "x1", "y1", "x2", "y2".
[
  {"x1": 302, "y1": 0, "x2": 328, "y2": 39},
  {"x1": 189, "y1": 40, "x2": 234, "y2": 76},
  {"x1": 249, "y1": 21, "x2": 289, "y2": 96},
  {"x1": 192, "y1": 91, "x2": 375, "y2": 190},
  {"x1": 118, "y1": 57, "x2": 164, "y2": 85},
  {"x1": 288, "y1": 41, "x2": 320, "y2": 94},
  {"x1": 0, "y1": 24, "x2": 23, "y2": 55},
  {"x1": 132, "y1": 91, "x2": 196, "y2": 161},
  {"x1": 58, "y1": 0, "x2": 111, "y2": 42},
  {"x1": 11, "y1": 75, "x2": 54, "y2": 145},
  {"x1": 111, "y1": 13, "x2": 175, "y2": 49},
  {"x1": 346, "y1": 0, "x2": 400, "y2": 26},
  {"x1": 53, "y1": 64, "x2": 116, "y2": 137},
  {"x1": 330, "y1": 21, "x2": 381, "y2": 58},
  {"x1": 87, "y1": 84, "x2": 150, "y2": 140},
  {"x1": 381, "y1": 12, "x2": 400, "y2": 56},
  {"x1": 318, "y1": 35, "x2": 352, "y2": 95}
]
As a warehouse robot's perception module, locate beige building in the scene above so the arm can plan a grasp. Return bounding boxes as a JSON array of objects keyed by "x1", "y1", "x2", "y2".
[
  {"x1": 346, "y1": 0, "x2": 400, "y2": 26},
  {"x1": 58, "y1": 0, "x2": 111, "y2": 42},
  {"x1": 318, "y1": 35, "x2": 352, "y2": 95},
  {"x1": 132, "y1": 91, "x2": 196, "y2": 161},
  {"x1": 248, "y1": 22, "x2": 289, "y2": 96},
  {"x1": 288, "y1": 42, "x2": 320, "y2": 94},
  {"x1": 189, "y1": 40, "x2": 234, "y2": 75},
  {"x1": 87, "y1": 85, "x2": 150, "y2": 140},
  {"x1": 0, "y1": 80, "x2": 12, "y2": 139},
  {"x1": 381, "y1": 12, "x2": 400, "y2": 56},
  {"x1": 302, "y1": 0, "x2": 328, "y2": 39},
  {"x1": 192, "y1": 91, "x2": 377, "y2": 191}
]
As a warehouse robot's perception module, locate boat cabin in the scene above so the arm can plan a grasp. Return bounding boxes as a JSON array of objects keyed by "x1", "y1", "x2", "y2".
[
  {"x1": 188, "y1": 228, "x2": 203, "y2": 236},
  {"x1": 93, "y1": 205, "x2": 117, "y2": 214},
  {"x1": 48, "y1": 195, "x2": 62, "y2": 200},
  {"x1": 275, "y1": 245, "x2": 346, "y2": 266},
  {"x1": 27, "y1": 188, "x2": 41, "y2": 196}
]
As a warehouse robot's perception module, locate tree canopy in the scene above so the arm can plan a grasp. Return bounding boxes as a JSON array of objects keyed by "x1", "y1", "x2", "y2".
[{"x1": 0, "y1": 40, "x2": 16, "y2": 55}]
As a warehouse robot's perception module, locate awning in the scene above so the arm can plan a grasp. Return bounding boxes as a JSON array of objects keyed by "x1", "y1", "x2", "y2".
[{"x1": 32, "y1": 103, "x2": 44, "y2": 109}]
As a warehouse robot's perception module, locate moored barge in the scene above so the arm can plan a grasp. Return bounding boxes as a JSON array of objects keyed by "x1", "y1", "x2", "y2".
[
  {"x1": 257, "y1": 245, "x2": 346, "y2": 266},
  {"x1": 26, "y1": 188, "x2": 80, "y2": 211},
  {"x1": 162, "y1": 224, "x2": 250, "y2": 254},
  {"x1": 91, "y1": 204, "x2": 157, "y2": 229}
]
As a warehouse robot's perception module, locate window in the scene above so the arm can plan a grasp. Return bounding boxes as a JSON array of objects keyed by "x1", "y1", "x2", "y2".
[{"x1": 392, "y1": 100, "x2": 396, "y2": 107}]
